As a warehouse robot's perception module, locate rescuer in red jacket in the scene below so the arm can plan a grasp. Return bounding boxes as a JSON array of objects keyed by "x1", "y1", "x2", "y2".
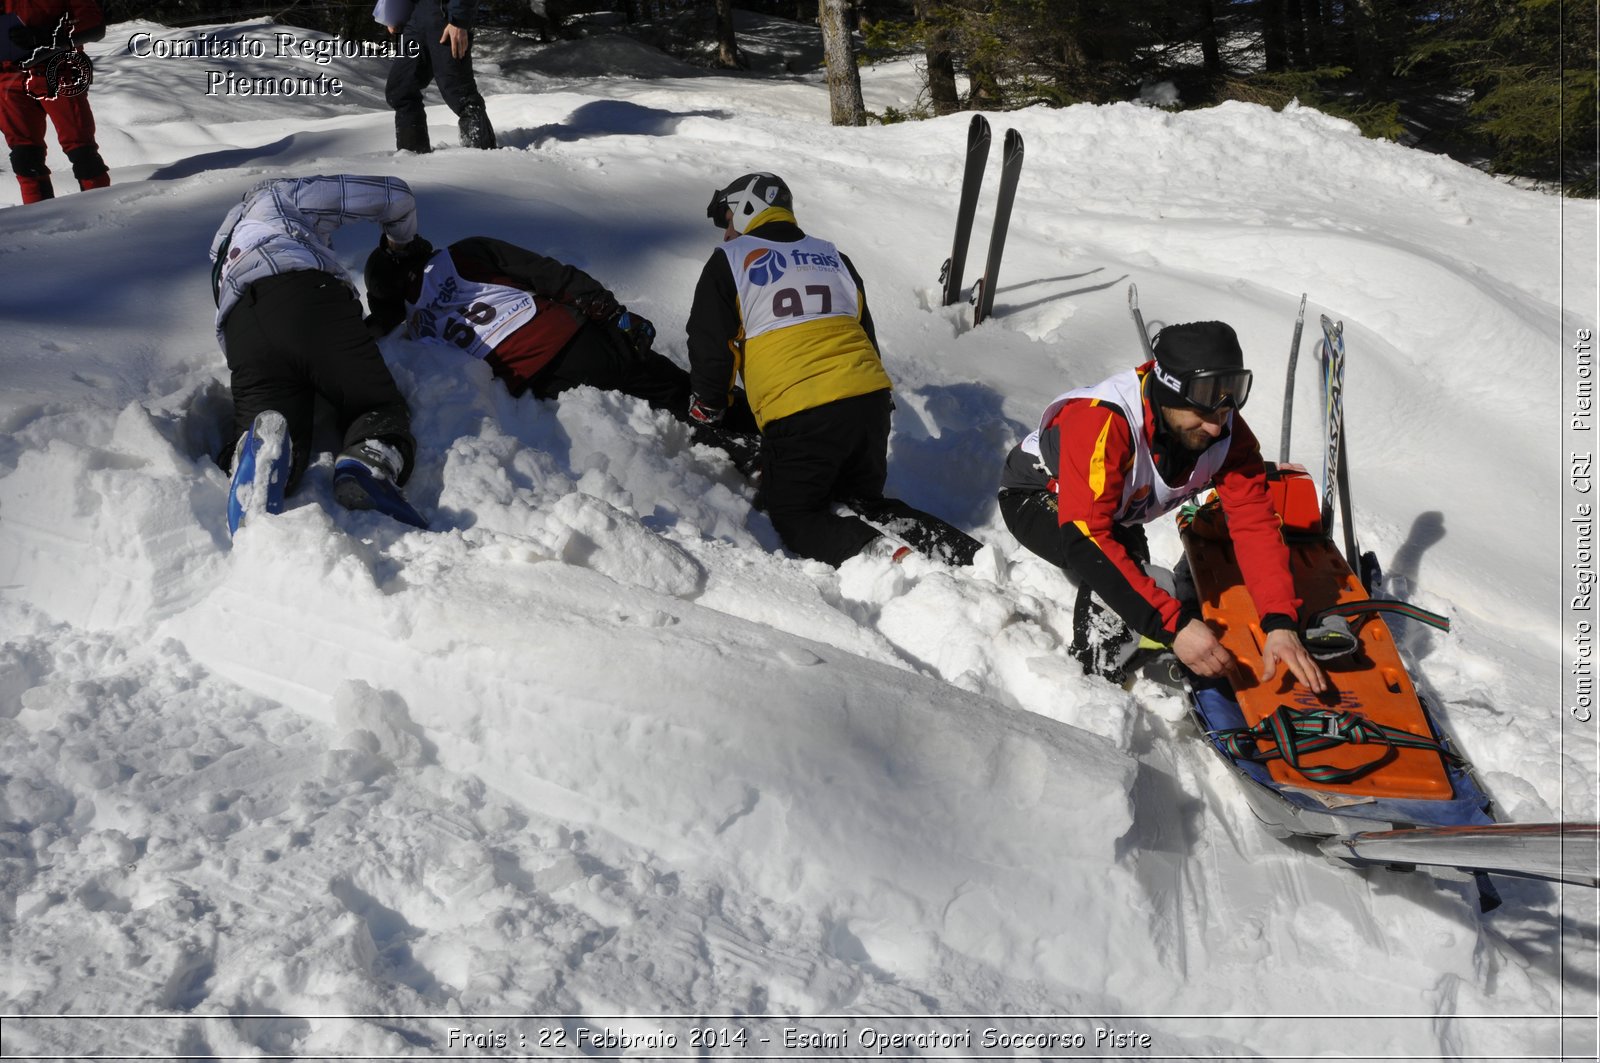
[
  {"x1": 998, "y1": 321, "x2": 1326, "y2": 691},
  {"x1": 0, "y1": 0, "x2": 109, "y2": 203}
]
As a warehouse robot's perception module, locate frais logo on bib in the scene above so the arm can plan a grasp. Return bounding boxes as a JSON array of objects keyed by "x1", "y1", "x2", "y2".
[
  {"x1": 742, "y1": 248, "x2": 787, "y2": 286},
  {"x1": 791, "y1": 250, "x2": 840, "y2": 269}
]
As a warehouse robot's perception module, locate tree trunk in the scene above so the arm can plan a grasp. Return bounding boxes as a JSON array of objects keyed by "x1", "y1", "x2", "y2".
[
  {"x1": 1196, "y1": 0, "x2": 1222, "y2": 78},
  {"x1": 1284, "y1": 0, "x2": 1308, "y2": 68},
  {"x1": 1303, "y1": 0, "x2": 1329, "y2": 65},
  {"x1": 914, "y1": 0, "x2": 959, "y2": 114},
  {"x1": 715, "y1": 0, "x2": 742, "y2": 69},
  {"x1": 820, "y1": 0, "x2": 867, "y2": 125},
  {"x1": 1262, "y1": 0, "x2": 1288, "y2": 72},
  {"x1": 1346, "y1": 0, "x2": 1387, "y2": 94}
]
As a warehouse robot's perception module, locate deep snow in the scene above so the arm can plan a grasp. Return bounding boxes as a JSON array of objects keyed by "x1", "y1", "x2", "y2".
[{"x1": 0, "y1": 12, "x2": 1596, "y2": 1060}]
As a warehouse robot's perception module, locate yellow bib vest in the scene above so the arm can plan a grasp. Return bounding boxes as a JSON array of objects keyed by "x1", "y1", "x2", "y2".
[{"x1": 718, "y1": 233, "x2": 891, "y2": 428}]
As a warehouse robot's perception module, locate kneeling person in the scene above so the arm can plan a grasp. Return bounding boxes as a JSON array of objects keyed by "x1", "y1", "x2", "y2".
[
  {"x1": 688, "y1": 172, "x2": 982, "y2": 567},
  {"x1": 998, "y1": 321, "x2": 1326, "y2": 690},
  {"x1": 211, "y1": 174, "x2": 425, "y2": 533}
]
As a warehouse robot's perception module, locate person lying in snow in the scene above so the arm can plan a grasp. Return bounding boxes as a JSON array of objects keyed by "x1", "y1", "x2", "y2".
[
  {"x1": 362, "y1": 235, "x2": 761, "y2": 469},
  {"x1": 998, "y1": 320, "x2": 1328, "y2": 689}
]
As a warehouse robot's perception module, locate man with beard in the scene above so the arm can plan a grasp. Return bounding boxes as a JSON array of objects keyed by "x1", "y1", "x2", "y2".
[{"x1": 998, "y1": 321, "x2": 1326, "y2": 690}]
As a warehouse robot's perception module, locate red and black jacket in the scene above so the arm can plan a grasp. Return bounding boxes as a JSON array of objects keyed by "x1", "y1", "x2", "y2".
[
  {"x1": 1001, "y1": 369, "x2": 1301, "y2": 643},
  {"x1": 1, "y1": 0, "x2": 103, "y2": 74},
  {"x1": 368, "y1": 236, "x2": 616, "y2": 393}
]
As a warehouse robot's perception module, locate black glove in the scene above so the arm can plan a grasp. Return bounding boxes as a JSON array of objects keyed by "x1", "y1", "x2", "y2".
[
  {"x1": 364, "y1": 234, "x2": 431, "y2": 335},
  {"x1": 687, "y1": 394, "x2": 724, "y2": 426},
  {"x1": 614, "y1": 310, "x2": 656, "y2": 355},
  {"x1": 570, "y1": 288, "x2": 620, "y2": 321},
  {"x1": 380, "y1": 232, "x2": 433, "y2": 267}
]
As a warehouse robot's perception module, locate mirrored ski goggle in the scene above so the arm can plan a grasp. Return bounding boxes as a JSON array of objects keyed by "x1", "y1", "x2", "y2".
[
  {"x1": 1170, "y1": 367, "x2": 1253, "y2": 412},
  {"x1": 706, "y1": 191, "x2": 730, "y2": 228}
]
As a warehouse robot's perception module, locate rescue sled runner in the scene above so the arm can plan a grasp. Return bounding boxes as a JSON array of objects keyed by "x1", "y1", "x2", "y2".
[{"x1": 1155, "y1": 300, "x2": 1598, "y2": 896}]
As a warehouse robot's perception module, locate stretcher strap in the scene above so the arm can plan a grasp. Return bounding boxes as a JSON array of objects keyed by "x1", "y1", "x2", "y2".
[
  {"x1": 1213, "y1": 704, "x2": 1459, "y2": 785},
  {"x1": 1306, "y1": 599, "x2": 1451, "y2": 633}
]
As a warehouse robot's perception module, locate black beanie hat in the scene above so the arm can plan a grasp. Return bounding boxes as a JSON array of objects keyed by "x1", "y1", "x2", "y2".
[{"x1": 1149, "y1": 321, "x2": 1244, "y2": 406}]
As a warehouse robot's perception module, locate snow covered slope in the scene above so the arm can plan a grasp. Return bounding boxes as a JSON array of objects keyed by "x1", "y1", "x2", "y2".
[{"x1": 0, "y1": 14, "x2": 1595, "y2": 1059}]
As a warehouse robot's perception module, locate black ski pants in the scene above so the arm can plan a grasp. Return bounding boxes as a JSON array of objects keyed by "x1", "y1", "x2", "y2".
[
  {"x1": 526, "y1": 321, "x2": 760, "y2": 435},
  {"x1": 999, "y1": 488, "x2": 1150, "y2": 679},
  {"x1": 386, "y1": 0, "x2": 495, "y2": 152},
  {"x1": 221, "y1": 270, "x2": 415, "y2": 493},
  {"x1": 528, "y1": 322, "x2": 695, "y2": 412},
  {"x1": 758, "y1": 389, "x2": 896, "y2": 567}
]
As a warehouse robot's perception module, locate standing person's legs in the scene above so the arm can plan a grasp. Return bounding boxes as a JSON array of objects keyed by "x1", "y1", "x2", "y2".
[
  {"x1": 410, "y1": 0, "x2": 495, "y2": 149},
  {"x1": 41, "y1": 91, "x2": 108, "y2": 191},
  {"x1": 0, "y1": 75, "x2": 52, "y2": 202},
  {"x1": 385, "y1": 17, "x2": 435, "y2": 152}
]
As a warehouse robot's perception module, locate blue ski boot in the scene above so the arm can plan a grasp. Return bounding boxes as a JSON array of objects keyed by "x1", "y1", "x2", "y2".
[
  {"x1": 332, "y1": 438, "x2": 427, "y2": 528},
  {"x1": 227, "y1": 410, "x2": 292, "y2": 537}
]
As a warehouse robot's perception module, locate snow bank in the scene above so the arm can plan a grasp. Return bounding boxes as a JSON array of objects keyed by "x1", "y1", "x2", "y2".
[{"x1": 0, "y1": 14, "x2": 1593, "y2": 1060}]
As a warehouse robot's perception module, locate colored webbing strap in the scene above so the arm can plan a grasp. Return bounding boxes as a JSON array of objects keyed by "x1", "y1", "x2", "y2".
[
  {"x1": 1305, "y1": 599, "x2": 1451, "y2": 634},
  {"x1": 1213, "y1": 704, "x2": 1461, "y2": 785}
]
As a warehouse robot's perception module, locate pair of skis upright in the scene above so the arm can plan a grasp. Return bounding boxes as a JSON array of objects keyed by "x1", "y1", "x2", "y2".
[{"x1": 939, "y1": 114, "x2": 1024, "y2": 325}]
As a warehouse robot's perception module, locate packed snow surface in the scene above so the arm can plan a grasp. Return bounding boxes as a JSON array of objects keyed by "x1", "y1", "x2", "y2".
[{"x1": 0, "y1": 13, "x2": 1596, "y2": 1060}]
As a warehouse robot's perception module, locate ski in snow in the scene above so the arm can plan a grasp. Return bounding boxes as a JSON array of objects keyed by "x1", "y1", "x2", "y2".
[
  {"x1": 1318, "y1": 315, "x2": 1344, "y2": 539},
  {"x1": 1127, "y1": 283, "x2": 1156, "y2": 358},
  {"x1": 972, "y1": 127, "x2": 1023, "y2": 326},
  {"x1": 1278, "y1": 293, "x2": 1307, "y2": 464},
  {"x1": 1318, "y1": 314, "x2": 1377, "y2": 588},
  {"x1": 939, "y1": 114, "x2": 990, "y2": 307}
]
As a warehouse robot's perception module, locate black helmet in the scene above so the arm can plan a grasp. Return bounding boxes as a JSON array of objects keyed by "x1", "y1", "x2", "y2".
[{"x1": 706, "y1": 172, "x2": 793, "y2": 232}]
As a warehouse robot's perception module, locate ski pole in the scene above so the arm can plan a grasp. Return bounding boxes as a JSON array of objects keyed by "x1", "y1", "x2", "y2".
[
  {"x1": 1128, "y1": 284, "x2": 1155, "y2": 359},
  {"x1": 1279, "y1": 293, "x2": 1307, "y2": 464}
]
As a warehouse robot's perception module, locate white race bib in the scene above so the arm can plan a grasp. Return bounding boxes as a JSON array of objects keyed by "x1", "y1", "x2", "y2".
[
  {"x1": 720, "y1": 234, "x2": 859, "y2": 339},
  {"x1": 407, "y1": 253, "x2": 538, "y2": 361}
]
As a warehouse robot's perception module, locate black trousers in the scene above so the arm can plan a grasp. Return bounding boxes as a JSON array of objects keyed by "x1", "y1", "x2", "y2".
[
  {"x1": 386, "y1": 0, "x2": 496, "y2": 151},
  {"x1": 220, "y1": 270, "x2": 414, "y2": 492},
  {"x1": 999, "y1": 488, "x2": 1149, "y2": 680},
  {"x1": 528, "y1": 322, "x2": 760, "y2": 437},
  {"x1": 758, "y1": 390, "x2": 896, "y2": 566},
  {"x1": 528, "y1": 322, "x2": 694, "y2": 412}
]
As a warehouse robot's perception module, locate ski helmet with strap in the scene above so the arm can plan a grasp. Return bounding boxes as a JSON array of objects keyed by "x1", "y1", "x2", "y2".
[{"x1": 707, "y1": 172, "x2": 793, "y2": 233}]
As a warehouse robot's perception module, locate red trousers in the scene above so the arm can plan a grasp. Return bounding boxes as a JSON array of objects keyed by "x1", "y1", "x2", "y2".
[{"x1": 0, "y1": 69, "x2": 108, "y2": 203}]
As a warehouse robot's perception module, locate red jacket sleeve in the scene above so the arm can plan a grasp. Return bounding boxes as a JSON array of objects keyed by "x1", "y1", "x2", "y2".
[
  {"x1": 1213, "y1": 415, "x2": 1303, "y2": 627},
  {"x1": 1051, "y1": 400, "x2": 1191, "y2": 641}
]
